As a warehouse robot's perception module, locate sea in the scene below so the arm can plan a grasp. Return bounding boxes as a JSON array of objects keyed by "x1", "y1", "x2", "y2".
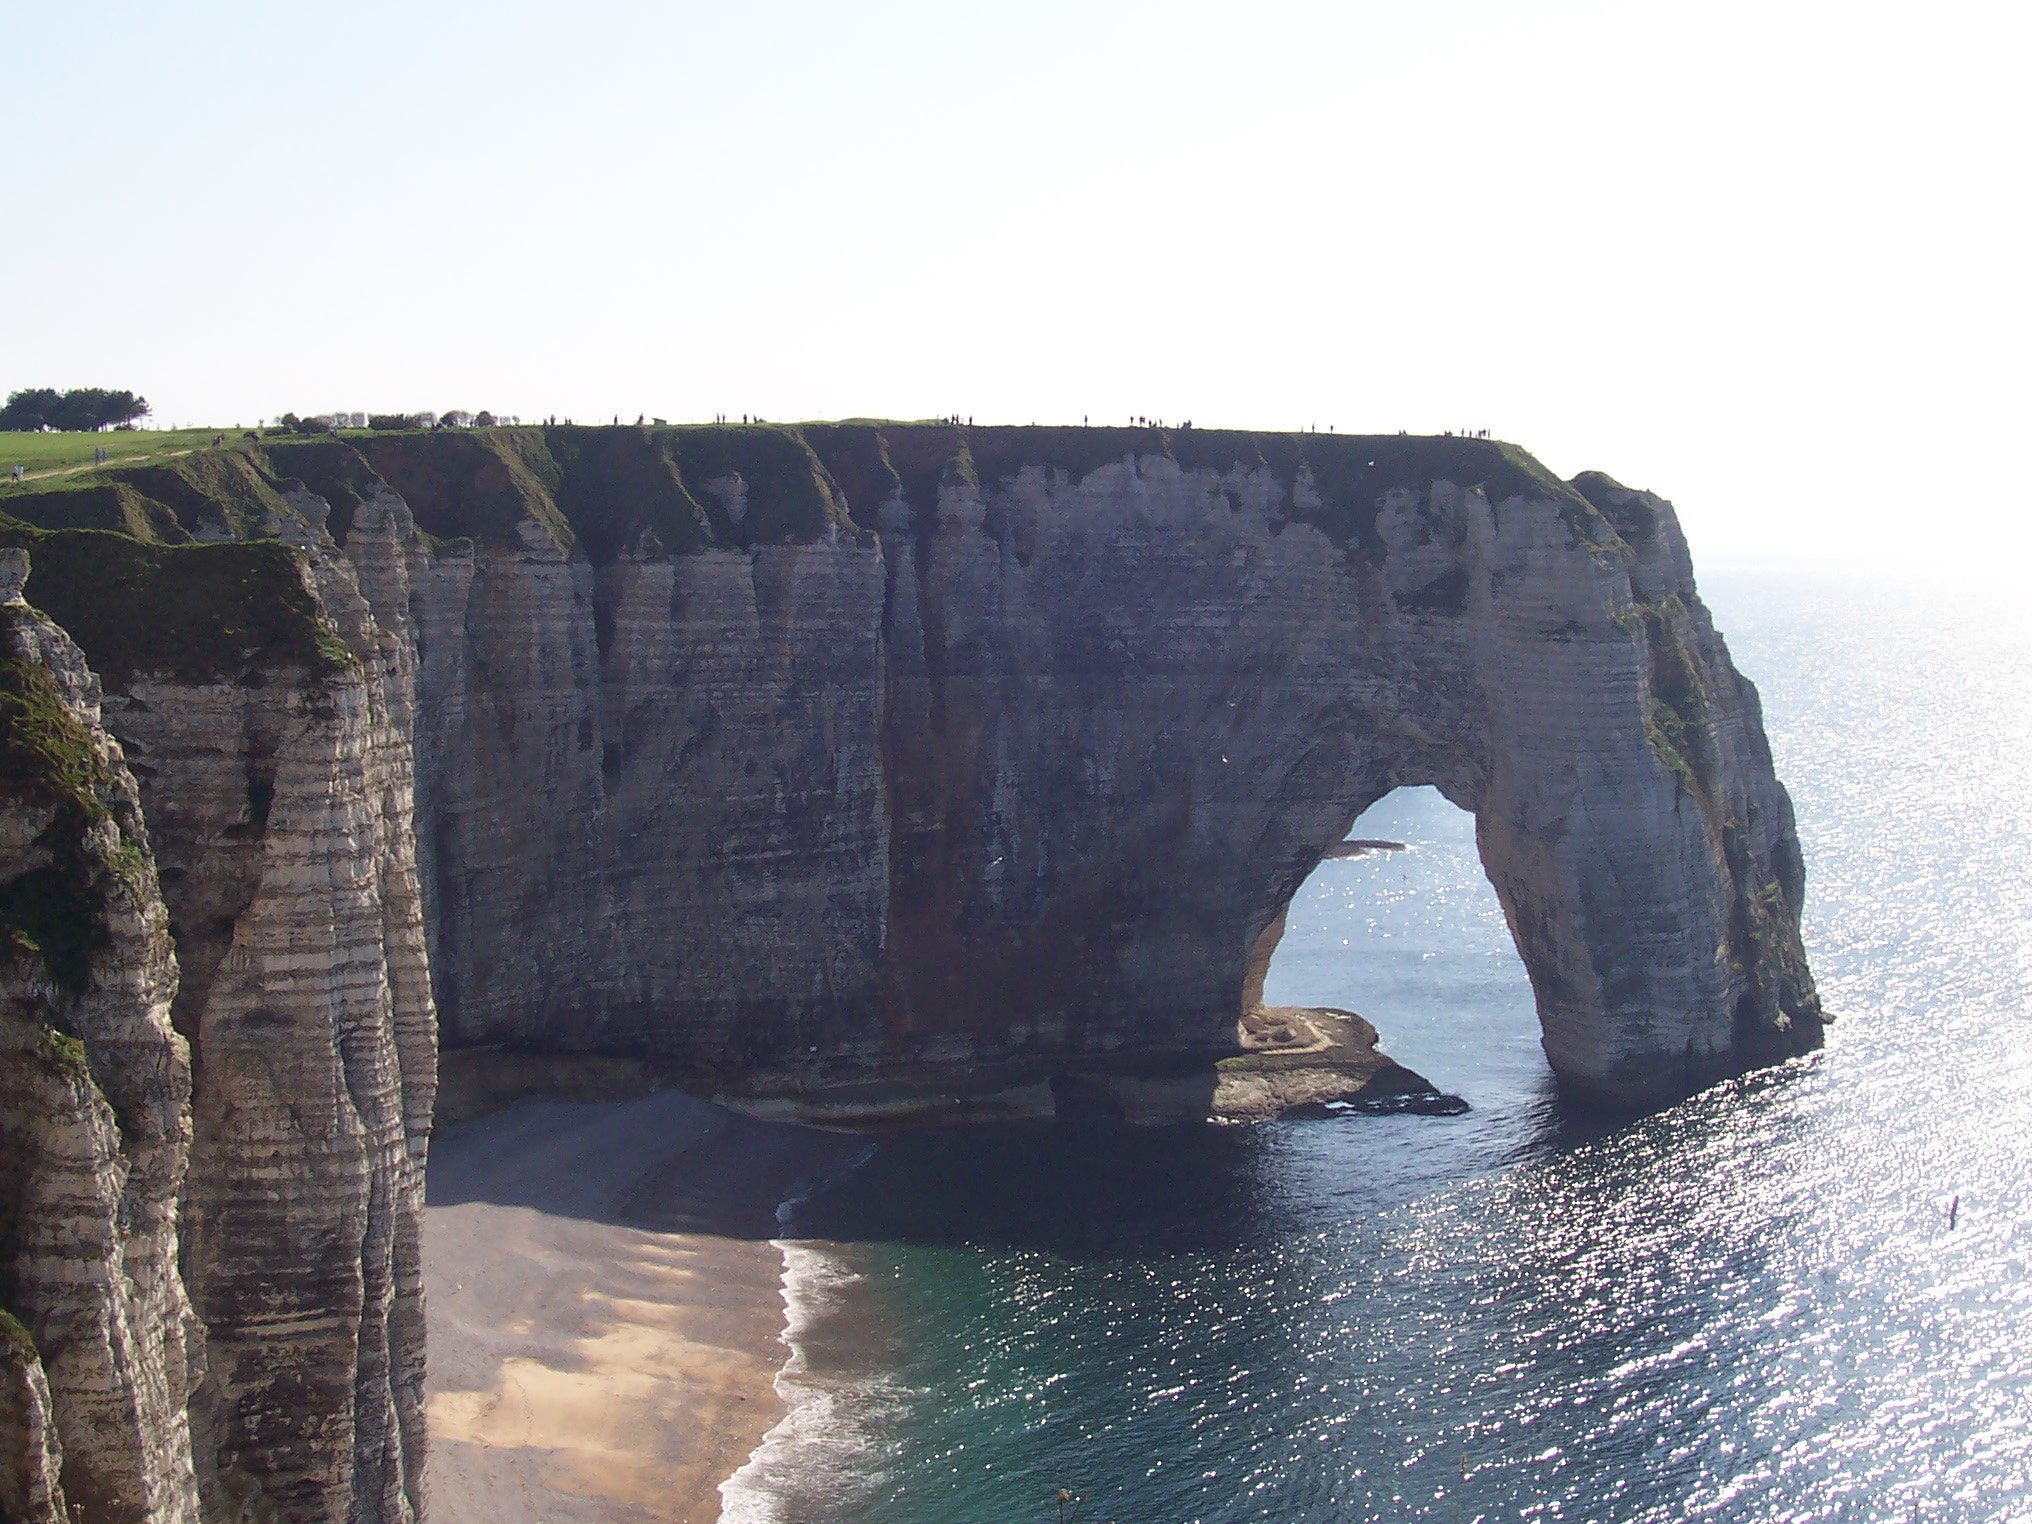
[{"x1": 721, "y1": 564, "x2": 2032, "y2": 1524}]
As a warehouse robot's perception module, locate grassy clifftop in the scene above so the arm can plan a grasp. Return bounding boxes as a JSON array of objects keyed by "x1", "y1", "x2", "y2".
[
  {"x1": 0, "y1": 521, "x2": 352, "y2": 686},
  {"x1": 799, "y1": 423, "x2": 1599, "y2": 554},
  {"x1": 0, "y1": 448, "x2": 298, "y2": 544},
  {"x1": 3, "y1": 422, "x2": 1602, "y2": 568},
  {"x1": 353, "y1": 425, "x2": 854, "y2": 557}
]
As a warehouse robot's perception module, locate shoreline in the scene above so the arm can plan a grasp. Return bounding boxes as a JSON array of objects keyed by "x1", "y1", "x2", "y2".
[{"x1": 423, "y1": 1091, "x2": 867, "y2": 1524}]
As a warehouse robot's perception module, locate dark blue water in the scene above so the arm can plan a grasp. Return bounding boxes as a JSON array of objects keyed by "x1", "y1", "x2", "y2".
[{"x1": 725, "y1": 567, "x2": 2032, "y2": 1524}]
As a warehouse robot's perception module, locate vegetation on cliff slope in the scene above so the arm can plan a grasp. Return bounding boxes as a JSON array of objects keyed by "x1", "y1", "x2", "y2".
[
  {"x1": 351, "y1": 424, "x2": 855, "y2": 560},
  {"x1": 260, "y1": 437, "x2": 390, "y2": 544},
  {"x1": 0, "y1": 1304, "x2": 37, "y2": 1359},
  {"x1": 0, "y1": 519, "x2": 353, "y2": 685},
  {"x1": 351, "y1": 428, "x2": 572, "y2": 551},
  {"x1": 799, "y1": 423, "x2": 1608, "y2": 557},
  {"x1": 0, "y1": 446, "x2": 299, "y2": 544},
  {"x1": 0, "y1": 605, "x2": 121, "y2": 995},
  {"x1": 0, "y1": 481, "x2": 188, "y2": 540},
  {"x1": 10, "y1": 422, "x2": 1611, "y2": 572}
]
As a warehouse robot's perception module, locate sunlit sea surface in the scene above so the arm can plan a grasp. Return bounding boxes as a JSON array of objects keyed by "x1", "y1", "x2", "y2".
[{"x1": 721, "y1": 566, "x2": 2032, "y2": 1524}]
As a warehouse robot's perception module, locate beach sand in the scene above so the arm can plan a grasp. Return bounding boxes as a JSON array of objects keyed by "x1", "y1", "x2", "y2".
[{"x1": 423, "y1": 1090, "x2": 865, "y2": 1524}]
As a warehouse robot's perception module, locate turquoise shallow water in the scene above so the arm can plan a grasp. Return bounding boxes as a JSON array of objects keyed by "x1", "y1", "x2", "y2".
[{"x1": 725, "y1": 566, "x2": 2032, "y2": 1524}]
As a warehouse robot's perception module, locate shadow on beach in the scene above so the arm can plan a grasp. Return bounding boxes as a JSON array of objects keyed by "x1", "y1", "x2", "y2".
[{"x1": 428, "y1": 1088, "x2": 867, "y2": 1240}]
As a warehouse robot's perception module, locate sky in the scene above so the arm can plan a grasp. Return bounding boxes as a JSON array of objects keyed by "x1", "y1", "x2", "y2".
[{"x1": 5, "y1": 0, "x2": 2026, "y2": 563}]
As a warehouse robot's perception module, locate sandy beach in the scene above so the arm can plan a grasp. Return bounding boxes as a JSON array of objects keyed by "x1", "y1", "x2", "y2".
[{"x1": 423, "y1": 1089, "x2": 866, "y2": 1524}]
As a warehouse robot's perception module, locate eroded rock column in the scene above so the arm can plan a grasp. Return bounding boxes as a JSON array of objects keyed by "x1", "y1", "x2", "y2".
[{"x1": 0, "y1": 553, "x2": 200, "y2": 1524}]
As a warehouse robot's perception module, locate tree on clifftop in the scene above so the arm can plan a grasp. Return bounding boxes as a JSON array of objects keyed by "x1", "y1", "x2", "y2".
[{"x1": 0, "y1": 387, "x2": 151, "y2": 431}]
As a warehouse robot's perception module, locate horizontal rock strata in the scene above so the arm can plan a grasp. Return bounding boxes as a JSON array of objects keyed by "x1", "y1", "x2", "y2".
[
  {"x1": 0, "y1": 423, "x2": 1822, "y2": 1120},
  {"x1": 0, "y1": 550, "x2": 200, "y2": 1524},
  {"x1": 0, "y1": 419, "x2": 1823, "y2": 1518},
  {"x1": 0, "y1": 522, "x2": 436, "y2": 1524}
]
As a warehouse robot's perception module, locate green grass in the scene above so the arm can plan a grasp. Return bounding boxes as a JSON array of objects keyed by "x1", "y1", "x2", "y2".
[
  {"x1": 0, "y1": 522, "x2": 354, "y2": 685},
  {"x1": 0, "y1": 427, "x2": 254, "y2": 479},
  {"x1": 37, "y1": 1023, "x2": 91, "y2": 1079},
  {"x1": 0, "y1": 482, "x2": 187, "y2": 540},
  {"x1": 0, "y1": 448, "x2": 308, "y2": 545},
  {"x1": 0, "y1": 604, "x2": 121, "y2": 995},
  {"x1": 11, "y1": 422, "x2": 1610, "y2": 565},
  {"x1": 0, "y1": 1306, "x2": 36, "y2": 1360}
]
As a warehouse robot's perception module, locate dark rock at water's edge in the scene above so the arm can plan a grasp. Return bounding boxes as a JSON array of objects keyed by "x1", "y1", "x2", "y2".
[
  {"x1": 1214, "y1": 1006, "x2": 1470, "y2": 1122},
  {"x1": 1321, "y1": 838, "x2": 1409, "y2": 858},
  {"x1": 0, "y1": 424, "x2": 1820, "y2": 1521}
]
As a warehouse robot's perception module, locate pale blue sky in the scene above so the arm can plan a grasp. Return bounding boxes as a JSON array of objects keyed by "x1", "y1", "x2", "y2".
[{"x1": 6, "y1": 1, "x2": 2025, "y2": 561}]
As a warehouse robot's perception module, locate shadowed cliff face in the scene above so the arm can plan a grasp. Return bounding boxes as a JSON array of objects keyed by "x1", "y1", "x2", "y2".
[
  {"x1": 809, "y1": 427, "x2": 1818, "y2": 1114},
  {"x1": 246, "y1": 422, "x2": 1810, "y2": 1119},
  {"x1": 0, "y1": 550, "x2": 199, "y2": 1524},
  {"x1": 0, "y1": 424, "x2": 1820, "y2": 1133}
]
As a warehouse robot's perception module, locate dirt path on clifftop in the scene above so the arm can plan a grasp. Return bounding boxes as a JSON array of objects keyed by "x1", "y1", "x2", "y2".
[{"x1": 424, "y1": 1091, "x2": 865, "y2": 1524}]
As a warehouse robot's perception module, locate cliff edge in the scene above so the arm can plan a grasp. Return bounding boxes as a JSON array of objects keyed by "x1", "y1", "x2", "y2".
[{"x1": 3, "y1": 424, "x2": 1820, "y2": 1123}]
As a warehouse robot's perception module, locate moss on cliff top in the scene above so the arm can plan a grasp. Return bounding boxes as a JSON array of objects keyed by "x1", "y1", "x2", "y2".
[
  {"x1": 539, "y1": 427, "x2": 713, "y2": 559},
  {"x1": 650, "y1": 425, "x2": 851, "y2": 547},
  {"x1": 799, "y1": 424, "x2": 1601, "y2": 554},
  {"x1": 0, "y1": 520, "x2": 352, "y2": 686},
  {"x1": 356, "y1": 424, "x2": 853, "y2": 560},
  {"x1": 114, "y1": 452, "x2": 297, "y2": 540},
  {"x1": 0, "y1": 1305, "x2": 36, "y2": 1360},
  {"x1": 797, "y1": 424, "x2": 905, "y2": 527},
  {"x1": 0, "y1": 481, "x2": 192, "y2": 542},
  {"x1": 1570, "y1": 469, "x2": 1663, "y2": 545},
  {"x1": 259, "y1": 438, "x2": 390, "y2": 545},
  {"x1": 0, "y1": 605, "x2": 120, "y2": 995},
  {"x1": 5, "y1": 425, "x2": 1606, "y2": 565},
  {"x1": 0, "y1": 448, "x2": 299, "y2": 546},
  {"x1": 353, "y1": 429, "x2": 573, "y2": 552}
]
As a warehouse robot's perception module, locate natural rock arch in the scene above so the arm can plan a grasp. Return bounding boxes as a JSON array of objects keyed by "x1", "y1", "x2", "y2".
[
  {"x1": 0, "y1": 425, "x2": 1823, "y2": 1524},
  {"x1": 811, "y1": 447, "x2": 1820, "y2": 1116},
  {"x1": 2, "y1": 425, "x2": 1821, "y2": 1126}
]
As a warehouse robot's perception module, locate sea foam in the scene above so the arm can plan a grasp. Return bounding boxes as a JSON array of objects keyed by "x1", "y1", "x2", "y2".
[{"x1": 721, "y1": 1151, "x2": 905, "y2": 1523}]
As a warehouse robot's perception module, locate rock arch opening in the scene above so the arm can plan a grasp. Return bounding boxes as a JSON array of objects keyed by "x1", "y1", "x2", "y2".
[{"x1": 1242, "y1": 786, "x2": 1544, "y2": 1115}]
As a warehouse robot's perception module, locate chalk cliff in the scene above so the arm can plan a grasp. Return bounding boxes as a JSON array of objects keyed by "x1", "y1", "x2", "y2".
[
  {"x1": 0, "y1": 420, "x2": 1820, "y2": 1518},
  {"x1": 3, "y1": 425, "x2": 1820, "y2": 1122},
  {"x1": 0, "y1": 548, "x2": 199, "y2": 1524},
  {"x1": 334, "y1": 424, "x2": 1819, "y2": 1116},
  {"x1": 0, "y1": 512, "x2": 435, "y2": 1523}
]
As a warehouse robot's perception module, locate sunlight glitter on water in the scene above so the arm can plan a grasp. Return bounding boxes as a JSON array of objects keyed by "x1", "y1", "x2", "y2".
[{"x1": 743, "y1": 567, "x2": 2032, "y2": 1523}]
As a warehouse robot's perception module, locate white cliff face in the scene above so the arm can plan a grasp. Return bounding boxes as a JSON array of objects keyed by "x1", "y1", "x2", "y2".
[
  {"x1": 11, "y1": 427, "x2": 1814, "y2": 1129},
  {"x1": 407, "y1": 519, "x2": 890, "y2": 1081},
  {"x1": 336, "y1": 425, "x2": 1814, "y2": 1117},
  {"x1": 0, "y1": 1319, "x2": 68, "y2": 1524},
  {"x1": 864, "y1": 450, "x2": 1817, "y2": 1111},
  {"x1": 0, "y1": 554, "x2": 201, "y2": 1524},
  {"x1": 100, "y1": 568, "x2": 434, "y2": 1524}
]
